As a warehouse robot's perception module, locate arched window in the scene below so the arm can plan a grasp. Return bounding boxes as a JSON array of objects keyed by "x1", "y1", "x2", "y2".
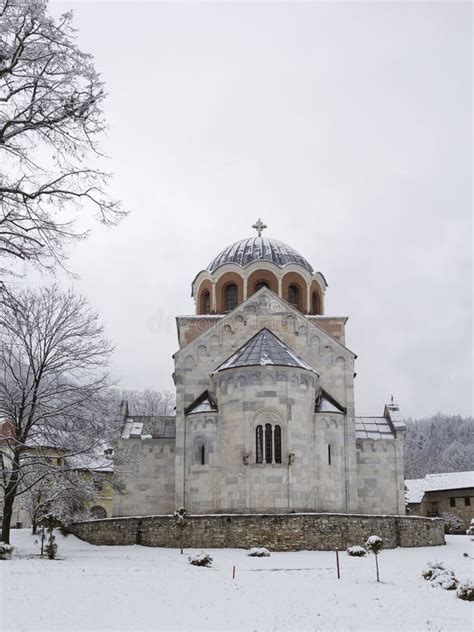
[
  {"x1": 288, "y1": 284, "x2": 300, "y2": 308},
  {"x1": 224, "y1": 283, "x2": 238, "y2": 311},
  {"x1": 255, "y1": 281, "x2": 269, "y2": 292},
  {"x1": 90, "y1": 505, "x2": 107, "y2": 519},
  {"x1": 201, "y1": 290, "x2": 211, "y2": 314},
  {"x1": 256, "y1": 423, "x2": 283, "y2": 464},
  {"x1": 256, "y1": 425, "x2": 263, "y2": 464},
  {"x1": 194, "y1": 439, "x2": 207, "y2": 465},
  {"x1": 274, "y1": 425, "x2": 282, "y2": 464},
  {"x1": 311, "y1": 291, "x2": 321, "y2": 315},
  {"x1": 265, "y1": 423, "x2": 273, "y2": 463}
]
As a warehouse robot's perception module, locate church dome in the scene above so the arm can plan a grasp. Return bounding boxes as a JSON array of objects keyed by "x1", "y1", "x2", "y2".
[{"x1": 207, "y1": 236, "x2": 314, "y2": 274}]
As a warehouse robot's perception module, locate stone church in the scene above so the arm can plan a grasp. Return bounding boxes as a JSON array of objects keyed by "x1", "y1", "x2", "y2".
[{"x1": 113, "y1": 221, "x2": 406, "y2": 518}]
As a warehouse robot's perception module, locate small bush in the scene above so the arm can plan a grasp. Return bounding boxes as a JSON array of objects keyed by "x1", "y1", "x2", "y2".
[
  {"x1": 365, "y1": 535, "x2": 383, "y2": 554},
  {"x1": 189, "y1": 552, "x2": 213, "y2": 567},
  {"x1": 456, "y1": 581, "x2": 474, "y2": 601},
  {"x1": 0, "y1": 542, "x2": 13, "y2": 560},
  {"x1": 422, "y1": 561, "x2": 458, "y2": 590},
  {"x1": 248, "y1": 547, "x2": 270, "y2": 557},
  {"x1": 441, "y1": 512, "x2": 463, "y2": 534},
  {"x1": 347, "y1": 545, "x2": 367, "y2": 557},
  {"x1": 466, "y1": 518, "x2": 474, "y2": 537}
]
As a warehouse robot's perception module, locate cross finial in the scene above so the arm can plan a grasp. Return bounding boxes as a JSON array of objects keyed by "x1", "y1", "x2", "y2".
[{"x1": 252, "y1": 218, "x2": 267, "y2": 237}]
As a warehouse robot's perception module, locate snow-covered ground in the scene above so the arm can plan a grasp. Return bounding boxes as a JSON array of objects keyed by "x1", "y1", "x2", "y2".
[{"x1": 1, "y1": 530, "x2": 472, "y2": 631}]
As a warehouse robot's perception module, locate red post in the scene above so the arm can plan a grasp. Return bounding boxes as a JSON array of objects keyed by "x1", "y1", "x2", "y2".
[
  {"x1": 336, "y1": 548, "x2": 340, "y2": 579},
  {"x1": 232, "y1": 565, "x2": 236, "y2": 579}
]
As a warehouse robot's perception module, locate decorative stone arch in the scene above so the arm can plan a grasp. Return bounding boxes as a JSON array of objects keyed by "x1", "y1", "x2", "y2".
[
  {"x1": 247, "y1": 269, "x2": 279, "y2": 297},
  {"x1": 215, "y1": 272, "x2": 244, "y2": 313},
  {"x1": 193, "y1": 435, "x2": 209, "y2": 465},
  {"x1": 253, "y1": 409, "x2": 284, "y2": 465},
  {"x1": 197, "y1": 279, "x2": 213, "y2": 314},
  {"x1": 282, "y1": 271, "x2": 308, "y2": 313},
  {"x1": 310, "y1": 280, "x2": 324, "y2": 315}
]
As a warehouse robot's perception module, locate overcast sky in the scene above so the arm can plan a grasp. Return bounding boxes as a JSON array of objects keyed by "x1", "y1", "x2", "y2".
[{"x1": 45, "y1": 1, "x2": 472, "y2": 419}]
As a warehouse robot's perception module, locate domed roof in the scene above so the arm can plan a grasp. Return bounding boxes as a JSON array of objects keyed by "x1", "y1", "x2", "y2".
[{"x1": 207, "y1": 236, "x2": 314, "y2": 274}]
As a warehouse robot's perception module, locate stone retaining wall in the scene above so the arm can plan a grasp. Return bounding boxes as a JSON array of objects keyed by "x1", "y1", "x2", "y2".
[{"x1": 69, "y1": 513, "x2": 445, "y2": 550}]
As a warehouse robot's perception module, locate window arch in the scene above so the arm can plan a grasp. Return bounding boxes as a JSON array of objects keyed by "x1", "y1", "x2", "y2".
[
  {"x1": 274, "y1": 425, "x2": 282, "y2": 464},
  {"x1": 311, "y1": 291, "x2": 321, "y2": 315},
  {"x1": 265, "y1": 424, "x2": 273, "y2": 463},
  {"x1": 90, "y1": 505, "x2": 107, "y2": 519},
  {"x1": 256, "y1": 425, "x2": 263, "y2": 464},
  {"x1": 201, "y1": 290, "x2": 211, "y2": 314},
  {"x1": 288, "y1": 284, "x2": 300, "y2": 309},
  {"x1": 224, "y1": 283, "x2": 238, "y2": 311},
  {"x1": 193, "y1": 438, "x2": 208, "y2": 465},
  {"x1": 255, "y1": 423, "x2": 282, "y2": 464}
]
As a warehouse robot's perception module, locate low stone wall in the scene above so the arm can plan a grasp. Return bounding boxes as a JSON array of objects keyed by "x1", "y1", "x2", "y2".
[{"x1": 69, "y1": 512, "x2": 445, "y2": 551}]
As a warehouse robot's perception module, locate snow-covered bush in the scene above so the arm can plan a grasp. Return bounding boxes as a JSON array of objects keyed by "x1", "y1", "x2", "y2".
[
  {"x1": 456, "y1": 580, "x2": 474, "y2": 601},
  {"x1": 174, "y1": 507, "x2": 188, "y2": 554},
  {"x1": 189, "y1": 552, "x2": 213, "y2": 567},
  {"x1": 346, "y1": 545, "x2": 367, "y2": 557},
  {"x1": 422, "y1": 561, "x2": 458, "y2": 590},
  {"x1": 466, "y1": 518, "x2": 474, "y2": 537},
  {"x1": 38, "y1": 512, "x2": 63, "y2": 560},
  {"x1": 365, "y1": 535, "x2": 383, "y2": 582},
  {"x1": 248, "y1": 547, "x2": 270, "y2": 557},
  {"x1": 365, "y1": 535, "x2": 383, "y2": 554},
  {"x1": 0, "y1": 542, "x2": 13, "y2": 560},
  {"x1": 441, "y1": 512, "x2": 463, "y2": 534}
]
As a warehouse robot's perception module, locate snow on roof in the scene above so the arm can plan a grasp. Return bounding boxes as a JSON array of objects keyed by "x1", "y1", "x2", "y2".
[
  {"x1": 216, "y1": 328, "x2": 315, "y2": 373},
  {"x1": 185, "y1": 392, "x2": 218, "y2": 415},
  {"x1": 121, "y1": 416, "x2": 176, "y2": 439},
  {"x1": 355, "y1": 416, "x2": 395, "y2": 440},
  {"x1": 405, "y1": 471, "x2": 474, "y2": 504},
  {"x1": 67, "y1": 453, "x2": 114, "y2": 473}
]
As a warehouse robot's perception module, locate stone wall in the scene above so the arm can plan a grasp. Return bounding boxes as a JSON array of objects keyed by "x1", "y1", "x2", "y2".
[{"x1": 70, "y1": 512, "x2": 445, "y2": 550}]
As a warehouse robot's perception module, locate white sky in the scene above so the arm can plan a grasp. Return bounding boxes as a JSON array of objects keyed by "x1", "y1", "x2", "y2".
[{"x1": 44, "y1": 1, "x2": 472, "y2": 418}]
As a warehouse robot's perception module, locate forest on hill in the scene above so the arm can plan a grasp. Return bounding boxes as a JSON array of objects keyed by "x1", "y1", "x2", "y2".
[{"x1": 404, "y1": 414, "x2": 474, "y2": 479}]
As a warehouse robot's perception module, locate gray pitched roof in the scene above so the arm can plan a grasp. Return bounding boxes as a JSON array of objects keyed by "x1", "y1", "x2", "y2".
[
  {"x1": 216, "y1": 328, "x2": 314, "y2": 372},
  {"x1": 355, "y1": 417, "x2": 395, "y2": 440}
]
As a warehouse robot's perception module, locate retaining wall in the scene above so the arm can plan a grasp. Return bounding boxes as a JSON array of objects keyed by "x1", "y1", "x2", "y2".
[{"x1": 69, "y1": 512, "x2": 445, "y2": 550}]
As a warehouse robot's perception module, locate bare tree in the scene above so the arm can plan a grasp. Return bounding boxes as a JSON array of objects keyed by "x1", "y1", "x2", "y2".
[
  {"x1": 0, "y1": 0, "x2": 125, "y2": 276},
  {"x1": 122, "y1": 388, "x2": 176, "y2": 417},
  {"x1": 0, "y1": 284, "x2": 117, "y2": 543}
]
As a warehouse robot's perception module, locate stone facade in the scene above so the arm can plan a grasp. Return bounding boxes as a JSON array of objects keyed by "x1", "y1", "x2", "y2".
[
  {"x1": 409, "y1": 488, "x2": 474, "y2": 531},
  {"x1": 112, "y1": 231, "x2": 407, "y2": 521},
  {"x1": 70, "y1": 513, "x2": 445, "y2": 550}
]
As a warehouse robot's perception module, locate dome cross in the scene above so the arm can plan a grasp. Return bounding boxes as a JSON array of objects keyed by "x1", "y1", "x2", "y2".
[{"x1": 252, "y1": 218, "x2": 268, "y2": 237}]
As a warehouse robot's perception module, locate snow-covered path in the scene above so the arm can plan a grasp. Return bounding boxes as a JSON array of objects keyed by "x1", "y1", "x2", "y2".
[{"x1": 1, "y1": 530, "x2": 472, "y2": 631}]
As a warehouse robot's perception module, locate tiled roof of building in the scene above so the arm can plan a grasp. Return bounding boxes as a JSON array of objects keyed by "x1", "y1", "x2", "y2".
[
  {"x1": 355, "y1": 416, "x2": 395, "y2": 440},
  {"x1": 216, "y1": 328, "x2": 314, "y2": 373},
  {"x1": 185, "y1": 391, "x2": 218, "y2": 415},
  {"x1": 207, "y1": 237, "x2": 313, "y2": 273},
  {"x1": 405, "y1": 471, "x2": 474, "y2": 504},
  {"x1": 121, "y1": 416, "x2": 176, "y2": 439}
]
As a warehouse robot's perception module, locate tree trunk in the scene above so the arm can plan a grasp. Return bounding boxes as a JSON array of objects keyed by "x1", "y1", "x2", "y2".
[
  {"x1": 32, "y1": 520, "x2": 37, "y2": 535},
  {"x1": 1, "y1": 492, "x2": 15, "y2": 544},
  {"x1": 375, "y1": 554, "x2": 380, "y2": 582}
]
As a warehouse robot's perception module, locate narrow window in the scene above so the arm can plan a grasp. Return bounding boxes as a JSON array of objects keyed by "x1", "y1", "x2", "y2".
[
  {"x1": 224, "y1": 283, "x2": 238, "y2": 311},
  {"x1": 328, "y1": 444, "x2": 331, "y2": 465},
  {"x1": 312, "y1": 291, "x2": 321, "y2": 315},
  {"x1": 265, "y1": 423, "x2": 273, "y2": 463},
  {"x1": 450, "y1": 497, "x2": 456, "y2": 508},
  {"x1": 274, "y1": 425, "x2": 282, "y2": 464},
  {"x1": 201, "y1": 290, "x2": 211, "y2": 314},
  {"x1": 200, "y1": 444, "x2": 205, "y2": 465},
  {"x1": 465, "y1": 497, "x2": 471, "y2": 507},
  {"x1": 288, "y1": 284, "x2": 300, "y2": 309},
  {"x1": 255, "y1": 281, "x2": 269, "y2": 292},
  {"x1": 256, "y1": 426, "x2": 263, "y2": 464}
]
